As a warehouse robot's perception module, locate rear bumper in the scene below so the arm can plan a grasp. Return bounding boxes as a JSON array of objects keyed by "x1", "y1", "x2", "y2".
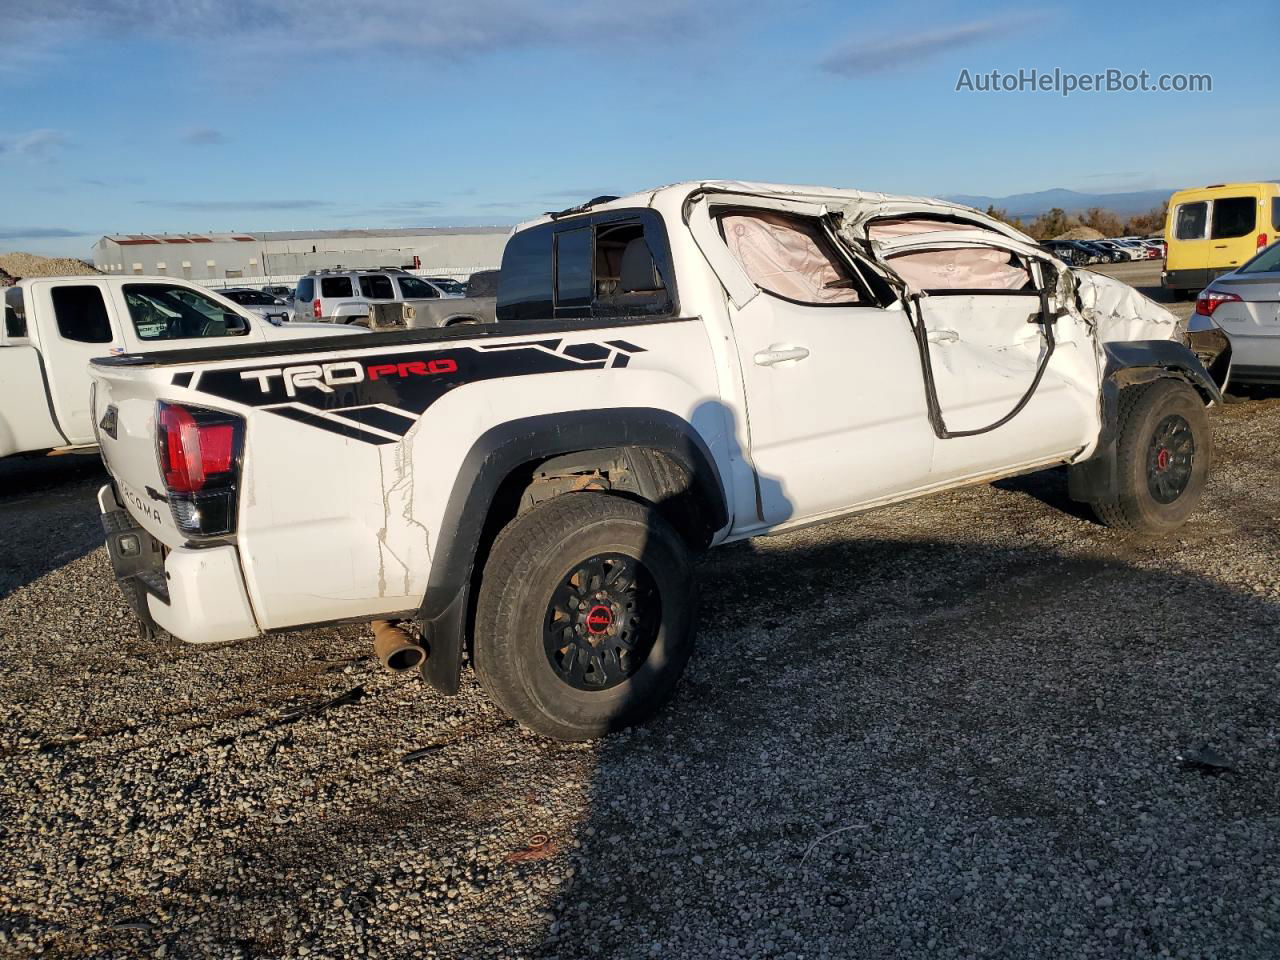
[
  {"x1": 1162, "y1": 267, "x2": 1222, "y2": 293},
  {"x1": 97, "y1": 483, "x2": 259, "y2": 644}
]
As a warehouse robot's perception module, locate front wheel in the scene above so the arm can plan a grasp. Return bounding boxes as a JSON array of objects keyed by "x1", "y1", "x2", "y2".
[
  {"x1": 473, "y1": 492, "x2": 696, "y2": 741},
  {"x1": 1090, "y1": 379, "x2": 1211, "y2": 534}
]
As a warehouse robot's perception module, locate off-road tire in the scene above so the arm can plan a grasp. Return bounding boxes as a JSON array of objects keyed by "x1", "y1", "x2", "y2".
[
  {"x1": 1090, "y1": 379, "x2": 1210, "y2": 533},
  {"x1": 473, "y1": 492, "x2": 695, "y2": 741}
]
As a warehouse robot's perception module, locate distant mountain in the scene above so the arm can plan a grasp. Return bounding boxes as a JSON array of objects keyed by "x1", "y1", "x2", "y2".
[{"x1": 942, "y1": 188, "x2": 1175, "y2": 219}]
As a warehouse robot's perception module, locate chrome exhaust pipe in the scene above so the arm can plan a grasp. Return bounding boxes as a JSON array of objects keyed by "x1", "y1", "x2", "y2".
[{"x1": 372, "y1": 620, "x2": 426, "y2": 672}]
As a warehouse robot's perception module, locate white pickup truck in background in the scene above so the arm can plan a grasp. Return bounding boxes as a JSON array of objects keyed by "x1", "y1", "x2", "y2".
[{"x1": 0, "y1": 275, "x2": 363, "y2": 459}]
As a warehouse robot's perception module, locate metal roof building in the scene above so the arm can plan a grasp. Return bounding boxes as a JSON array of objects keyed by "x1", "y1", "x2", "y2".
[{"x1": 91, "y1": 226, "x2": 511, "y2": 287}]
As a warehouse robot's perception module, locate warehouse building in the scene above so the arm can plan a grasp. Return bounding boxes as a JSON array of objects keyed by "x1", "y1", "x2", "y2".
[{"x1": 91, "y1": 226, "x2": 511, "y2": 287}]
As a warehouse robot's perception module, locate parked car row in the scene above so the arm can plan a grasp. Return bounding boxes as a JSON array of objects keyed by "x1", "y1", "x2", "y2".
[
  {"x1": 1041, "y1": 237, "x2": 1164, "y2": 266},
  {"x1": 216, "y1": 273, "x2": 475, "y2": 326}
]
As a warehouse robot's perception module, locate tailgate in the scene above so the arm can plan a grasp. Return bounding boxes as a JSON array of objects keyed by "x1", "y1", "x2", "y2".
[{"x1": 91, "y1": 360, "x2": 184, "y2": 547}]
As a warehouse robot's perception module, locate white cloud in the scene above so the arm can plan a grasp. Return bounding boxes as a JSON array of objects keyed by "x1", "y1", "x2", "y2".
[
  {"x1": 3, "y1": 0, "x2": 717, "y2": 59},
  {"x1": 0, "y1": 129, "x2": 70, "y2": 158},
  {"x1": 821, "y1": 12, "x2": 1052, "y2": 76}
]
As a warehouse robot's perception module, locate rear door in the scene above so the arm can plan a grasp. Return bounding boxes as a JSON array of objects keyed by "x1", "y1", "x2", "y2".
[
  {"x1": 692, "y1": 199, "x2": 935, "y2": 528},
  {"x1": 1209, "y1": 191, "x2": 1261, "y2": 272},
  {"x1": 32, "y1": 280, "x2": 124, "y2": 443},
  {"x1": 1169, "y1": 197, "x2": 1211, "y2": 279}
]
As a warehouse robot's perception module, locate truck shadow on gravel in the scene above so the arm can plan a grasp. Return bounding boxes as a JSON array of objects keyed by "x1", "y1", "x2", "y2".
[
  {"x1": 508, "y1": 530, "x2": 1280, "y2": 959},
  {"x1": 0, "y1": 454, "x2": 106, "y2": 599}
]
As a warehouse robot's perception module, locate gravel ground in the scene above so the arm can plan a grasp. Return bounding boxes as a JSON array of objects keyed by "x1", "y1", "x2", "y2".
[{"x1": 2, "y1": 391, "x2": 1278, "y2": 956}]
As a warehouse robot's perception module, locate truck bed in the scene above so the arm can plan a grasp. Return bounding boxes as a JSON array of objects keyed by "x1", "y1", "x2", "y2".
[{"x1": 89, "y1": 315, "x2": 689, "y2": 368}]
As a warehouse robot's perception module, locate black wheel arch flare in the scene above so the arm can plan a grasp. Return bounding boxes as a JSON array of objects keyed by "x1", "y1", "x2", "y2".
[
  {"x1": 1067, "y1": 339, "x2": 1222, "y2": 504},
  {"x1": 416, "y1": 408, "x2": 729, "y2": 695}
]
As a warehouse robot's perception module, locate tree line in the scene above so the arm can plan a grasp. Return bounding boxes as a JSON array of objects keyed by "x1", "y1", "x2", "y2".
[{"x1": 982, "y1": 204, "x2": 1167, "y2": 240}]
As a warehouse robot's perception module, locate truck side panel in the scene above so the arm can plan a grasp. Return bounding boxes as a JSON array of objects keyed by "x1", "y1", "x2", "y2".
[
  {"x1": 96, "y1": 320, "x2": 729, "y2": 635},
  {"x1": 0, "y1": 346, "x2": 67, "y2": 455}
]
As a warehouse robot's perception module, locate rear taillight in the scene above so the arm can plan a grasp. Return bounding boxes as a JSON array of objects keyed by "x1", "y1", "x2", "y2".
[
  {"x1": 156, "y1": 401, "x2": 244, "y2": 537},
  {"x1": 1195, "y1": 290, "x2": 1242, "y2": 317},
  {"x1": 1259, "y1": 233, "x2": 1269, "y2": 249},
  {"x1": 312, "y1": 298, "x2": 322, "y2": 318}
]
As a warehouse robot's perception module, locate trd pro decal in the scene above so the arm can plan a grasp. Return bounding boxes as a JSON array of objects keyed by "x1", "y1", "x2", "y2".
[{"x1": 180, "y1": 338, "x2": 644, "y2": 445}]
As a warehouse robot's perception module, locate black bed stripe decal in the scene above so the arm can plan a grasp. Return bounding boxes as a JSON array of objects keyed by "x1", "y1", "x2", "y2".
[{"x1": 189, "y1": 338, "x2": 646, "y2": 445}]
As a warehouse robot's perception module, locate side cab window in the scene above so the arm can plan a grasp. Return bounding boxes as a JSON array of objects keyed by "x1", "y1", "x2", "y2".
[
  {"x1": 496, "y1": 209, "x2": 677, "y2": 323},
  {"x1": 716, "y1": 208, "x2": 891, "y2": 306},
  {"x1": 52, "y1": 285, "x2": 115, "y2": 344}
]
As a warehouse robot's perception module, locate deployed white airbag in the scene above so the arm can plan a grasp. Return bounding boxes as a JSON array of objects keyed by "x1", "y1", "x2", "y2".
[
  {"x1": 720, "y1": 211, "x2": 861, "y2": 304},
  {"x1": 869, "y1": 218, "x2": 1030, "y2": 291}
]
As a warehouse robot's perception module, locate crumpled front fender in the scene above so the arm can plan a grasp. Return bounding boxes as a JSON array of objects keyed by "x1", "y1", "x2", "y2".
[{"x1": 1072, "y1": 269, "x2": 1185, "y2": 344}]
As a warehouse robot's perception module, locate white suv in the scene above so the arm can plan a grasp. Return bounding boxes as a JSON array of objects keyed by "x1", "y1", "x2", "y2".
[{"x1": 292, "y1": 269, "x2": 457, "y2": 323}]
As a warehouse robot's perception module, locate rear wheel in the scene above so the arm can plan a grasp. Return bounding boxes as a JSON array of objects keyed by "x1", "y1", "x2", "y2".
[
  {"x1": 1090, "y1": 379, "x2": 1211, "y2": 534},
  {"x1": 473, "y1": 492, "x2": 695, "y2": 741}
]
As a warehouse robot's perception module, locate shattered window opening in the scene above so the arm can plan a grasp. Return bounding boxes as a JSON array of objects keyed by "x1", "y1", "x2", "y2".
[{"x1": 717, "y1": 209, "x2": 871, "y2": 306}]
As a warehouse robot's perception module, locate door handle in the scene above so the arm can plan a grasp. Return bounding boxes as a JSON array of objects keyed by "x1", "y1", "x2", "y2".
[
  {"x1": 927, "y1": 329, "x2": 960, "y2": 344},
  {"x1": 753, "y1": 345, "x2": 810, "y2": 366}
]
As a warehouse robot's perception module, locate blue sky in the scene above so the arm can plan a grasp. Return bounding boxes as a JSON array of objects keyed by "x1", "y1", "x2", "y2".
[{"x1": 1, "y1": 0, "x2": 1275, "y2": 256}]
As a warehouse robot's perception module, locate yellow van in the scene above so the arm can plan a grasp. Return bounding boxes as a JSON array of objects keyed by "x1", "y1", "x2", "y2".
[{"x1": 1163, "y1": 182, "x2": 1280, "y2": 299}]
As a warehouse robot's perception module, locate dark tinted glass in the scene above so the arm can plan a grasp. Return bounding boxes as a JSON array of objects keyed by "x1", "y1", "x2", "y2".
[
  {"x1": 296, "y1": 277, "x2": 314, "y2": 301},
  {"x1": 228, "y1": 290, "x2": 276, "y2": 305},
  {"x1": 1239, "y1": 241, "x2": 1280, "y2": 274},
  {"x1": 496, "y1": 225, "x2": 554, "y2": 322},
  {"x1": 1272, "y1": 197, "x2": 1280, "y2": 233},
  {"x1": 123, "y1": 283, "x2": 249, "y2": 340},
  {"x1": 1175, "y1": 202, "x2": 1207, "y2": 240},
  {"x1": 1210, "y1": 197, "x2": 1256, "y2": 239},
  {"x1": 396, "y1": 276, "x2": 439, "y2": 298},
  {"x1": 554, "y1": 227, "x2": 593, "y2": 308},
  {"x1": 4, "y1": 286, "x2": 26, "y2": 338},
  {"x1": 52, "y1": 285, "x2": 113, "y2": 343},
  {"x1": 359, "y1": 275, "x2": 395, "y2": 299},
  {"x1": 320, "y1": 276, "x2": 353, "y2": 298}
]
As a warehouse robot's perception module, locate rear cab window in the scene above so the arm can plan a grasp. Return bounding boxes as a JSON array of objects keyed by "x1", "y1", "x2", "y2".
[
  {"x1": 4, "y1": 286, "x2": 27, "y2": 339},
  {"x1": 496, "y1": 208, "x2": 676, "y2": 323},
  {"x1": 52, "y1": 285, "x2": 114, "y2": 344},
  {"x1": 296, "y1": 277, "x2": 315, "y2": 302}
]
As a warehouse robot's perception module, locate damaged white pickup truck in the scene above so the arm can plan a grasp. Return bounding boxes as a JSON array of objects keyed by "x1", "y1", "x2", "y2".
[{"x1": 90, "y1": 181, "x2": 1220, "y2": 740}]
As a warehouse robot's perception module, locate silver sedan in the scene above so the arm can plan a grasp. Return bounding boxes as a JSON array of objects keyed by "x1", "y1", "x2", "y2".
[
  {"x1": 221, "y1": 288, "x2": 292, "y2": 325},
  {"x1": 1188, "y1": 241, "x2": 1280, "y2": 388}
]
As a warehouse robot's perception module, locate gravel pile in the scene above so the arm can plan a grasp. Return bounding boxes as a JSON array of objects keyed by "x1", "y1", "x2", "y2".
[
  {"x1": 0, "y1": 396, "x2": 1277, "y2": 959},
  {"x1": 0, "y1": 252, "x2": 101, "y2": 280}
]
